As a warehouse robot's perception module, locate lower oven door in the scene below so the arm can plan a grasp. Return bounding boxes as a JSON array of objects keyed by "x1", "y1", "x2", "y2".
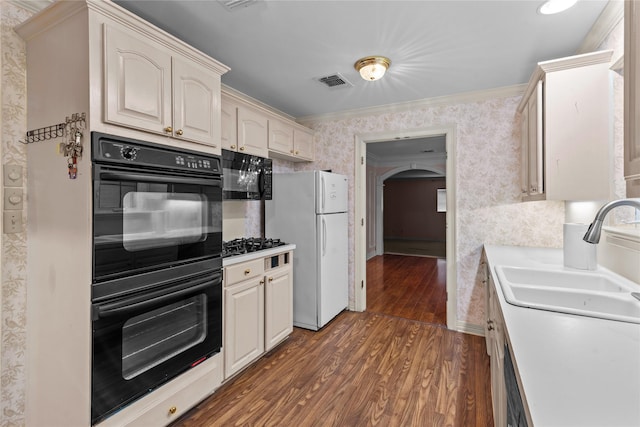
[{"x1": 91, "y1": 269, "x2": 222, "y2": 424}]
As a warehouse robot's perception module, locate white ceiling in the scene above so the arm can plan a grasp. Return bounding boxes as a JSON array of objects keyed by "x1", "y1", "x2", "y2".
[{"x1": 113, "y1": 0, "x2": 611, "y2": 119}]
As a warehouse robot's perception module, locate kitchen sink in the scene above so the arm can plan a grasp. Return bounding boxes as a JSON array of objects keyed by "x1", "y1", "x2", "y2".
[
  {"x1": 497, "y1": 266, "x2": 627, "y2": 292},
  {"x1": 495, "y1": 265, "x2": 640, "y2": 324}
]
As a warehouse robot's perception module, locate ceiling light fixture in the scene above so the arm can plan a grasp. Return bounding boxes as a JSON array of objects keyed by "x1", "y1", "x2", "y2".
[
  {"x1": 538, "y1": 0, "x2": 578, "y2": 15},
  {"x1": 354, "y1": 56, "x2": 391, "y2": 81}
]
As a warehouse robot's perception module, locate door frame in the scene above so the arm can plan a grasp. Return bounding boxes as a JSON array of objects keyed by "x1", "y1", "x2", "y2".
[{"x1": 353, "y1": 125, "x2": 457, "y2": 329}]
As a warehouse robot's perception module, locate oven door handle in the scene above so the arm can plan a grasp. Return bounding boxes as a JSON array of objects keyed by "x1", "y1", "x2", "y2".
[
  {"x1": 94, "y1": 273, "x2": 221, "y2": 319},
  {"x1": 100, "y1": 171, "x2": 221, "y2": 187}
]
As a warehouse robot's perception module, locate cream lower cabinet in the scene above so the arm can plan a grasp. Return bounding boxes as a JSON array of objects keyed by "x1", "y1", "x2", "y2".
[
  {"x1": 265, "y1": 259, "x2": 294, "y2": 351},
  {"x1": 224, "y1": 250, "x2": 293, "y2": 379},
  {"x1": 224, "y1": 258, "x2": 266, "y2": 379},
  {"x1": 484, "y1": 260, "x2": 507, "y2": 427},
  {"x1": 517, "y1": 50, "x2": 613, "y2": 201},
  {"x1": 104, "y1": 24, "x2": 223, "y2": 151}
]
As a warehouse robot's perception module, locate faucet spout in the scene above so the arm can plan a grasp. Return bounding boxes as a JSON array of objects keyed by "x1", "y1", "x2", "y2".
[{"x1": 583, "y1": 198, "x2": 640, "y2": 244}]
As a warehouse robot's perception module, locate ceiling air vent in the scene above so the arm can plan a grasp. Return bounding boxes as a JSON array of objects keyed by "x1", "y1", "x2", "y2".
[
  {"x1": 218, "y1": 0, "x2": 259, "y2": 11},
  {"x1": 316, "y1": 73, "x2": 353, "y2": 89}
]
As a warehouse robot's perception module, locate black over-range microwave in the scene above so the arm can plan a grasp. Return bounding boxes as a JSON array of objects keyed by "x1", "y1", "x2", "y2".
[{"x1": 222, "y1": 149, "x2": 272, "y2": 200}]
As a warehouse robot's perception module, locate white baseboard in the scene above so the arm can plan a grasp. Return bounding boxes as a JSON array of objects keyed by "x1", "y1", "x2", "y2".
[{"x1": 455, "y1": 321, "x2": 486, "y2": 337}]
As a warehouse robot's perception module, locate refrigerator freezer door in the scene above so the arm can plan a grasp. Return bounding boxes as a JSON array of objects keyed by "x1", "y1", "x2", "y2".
[
  {"x1": 317, "y1": 212, "x2": 348, "y2": 327},
  {"x1": 316, "y1": 171, "x2": 348, "y2": 214}
]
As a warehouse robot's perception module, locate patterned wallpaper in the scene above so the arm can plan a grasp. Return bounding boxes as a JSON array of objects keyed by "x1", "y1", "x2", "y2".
[
  {"x1": 0, "y1": 3, "x2": 626, "y2": 426},
  {"x1": 1, "y1": 3, "x2": 31, "y2": 426},
  {"x1": 299, "y1": 98, "x2": 566, "y2": 326}
]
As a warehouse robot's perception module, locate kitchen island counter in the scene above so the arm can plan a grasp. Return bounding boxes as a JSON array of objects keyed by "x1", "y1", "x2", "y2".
[{"x1": 484, "y1": 245, "x2": 640, "y2": 427}]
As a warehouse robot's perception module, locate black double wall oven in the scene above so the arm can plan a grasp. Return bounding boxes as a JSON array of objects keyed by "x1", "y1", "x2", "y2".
[{"x1": 91, "y1": 132, "x2": 223, "y2": 424}]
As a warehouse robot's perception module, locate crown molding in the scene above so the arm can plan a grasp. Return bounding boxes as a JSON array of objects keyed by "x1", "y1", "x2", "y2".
[
  {"x1": 10, "y1": 0, "x2": 52, "y2": 14},
  {"x1": 576, "y1": 0, "x2": 624, "y2": 54},
  {"x1": 297, "y1": 84, "x2": 526, "y2": 125}
]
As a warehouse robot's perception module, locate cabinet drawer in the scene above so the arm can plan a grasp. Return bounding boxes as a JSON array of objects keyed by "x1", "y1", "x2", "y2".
[{"x1": 225, "y1": 258, "x2": 264, "y2": 285}]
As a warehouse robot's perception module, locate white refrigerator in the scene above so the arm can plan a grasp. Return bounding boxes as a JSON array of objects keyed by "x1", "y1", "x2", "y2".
[{"x1": 265, "y1": 171, "x2": 348, "y2": 330}]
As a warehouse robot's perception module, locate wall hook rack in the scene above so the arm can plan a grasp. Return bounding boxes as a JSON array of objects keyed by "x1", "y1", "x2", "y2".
[{"x1": 21, "y1": 112, "x2": 86, "y2": 144}]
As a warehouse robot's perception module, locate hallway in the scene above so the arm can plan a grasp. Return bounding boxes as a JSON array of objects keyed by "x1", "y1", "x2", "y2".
[{"x1": 366, "y1": 254, "x2": 447, "y2": 325}]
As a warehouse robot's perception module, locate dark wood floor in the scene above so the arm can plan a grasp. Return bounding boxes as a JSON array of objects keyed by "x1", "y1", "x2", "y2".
[
  {"x1": 171, "y1": 313, "x2": 492, "y2": 427},
  {"x1": 170, "y1": 254, "x2": 493, "y2": 426},
  {"x1": 367, "y1": 254, "x2": 447, "y2": 325}
]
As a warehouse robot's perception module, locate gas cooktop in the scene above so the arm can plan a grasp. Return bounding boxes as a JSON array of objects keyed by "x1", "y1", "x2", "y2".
[{"x1": 222, "y1": 237, "x2": 287, "y2": 258}]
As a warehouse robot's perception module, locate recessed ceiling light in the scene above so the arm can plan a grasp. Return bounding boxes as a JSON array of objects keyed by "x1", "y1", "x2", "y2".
[{"x1": 538, "y1": 0, "x2": 578, "y2": 15}]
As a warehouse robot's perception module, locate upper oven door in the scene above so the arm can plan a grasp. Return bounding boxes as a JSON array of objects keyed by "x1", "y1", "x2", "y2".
[{"x1": 93, "y1": 164, "x2": 222, "y2": 282}]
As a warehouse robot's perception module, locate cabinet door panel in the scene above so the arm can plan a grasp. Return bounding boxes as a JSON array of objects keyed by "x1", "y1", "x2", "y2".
[
  {"x1": 224, "y1": 279, "x2": 264, "y2": 379},
  {"x1": 173, "y1": 58, "x2": 220, "y2": 149},
  {"x1": 221, "y1": 100, "x2": 238, "y2": 151},
  {"x1": 268, "y1": 119, "x2": 294, "y2": 155},
  {"x1": 294, "y1": 129, "x2": 314, "y2": 161},
  {"x1": 104, "y1": 25, "x2": 172, "y2": 133},
  {"x1": 237, "y1": 107, "x2": 268, "y2": 157},
  {"x1": 265, "y1": 268, "x2": 293, "y2": 351}
]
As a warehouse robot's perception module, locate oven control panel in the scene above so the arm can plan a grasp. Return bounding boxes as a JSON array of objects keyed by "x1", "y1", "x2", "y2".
[{"x1": 92, "y1": 132, "x2": 221, "y2": 174}]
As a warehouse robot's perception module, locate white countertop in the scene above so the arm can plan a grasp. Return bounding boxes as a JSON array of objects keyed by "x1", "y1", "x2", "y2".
[
  {"x1": 484, "y1": 245, "x2": 640, "y2": 427},
  {"x1": 222, "y1": 244, "x2": 296, "y2": 267}
]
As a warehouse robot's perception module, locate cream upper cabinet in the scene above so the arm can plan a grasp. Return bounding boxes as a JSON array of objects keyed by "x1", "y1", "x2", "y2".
[
  {"x1": 172, "y1": 58, "x2": 221, "y2": 148},
  {"x1": 221, "y1": 94, "x2": 268, "y2": 157},
  {"x1": 104, "y1": 24, "x2": 222, "y2": 152},
  {"x1": 268, "y1": 118, "x2": 314, "y2": 162},
  {"x1": 221, "y1": 99, "x2": 239, "y2": 151},
  {"x1": 268, "y1": 118, "x2": 295, "y2": 155},
  {"x1": 293, "y1": 128, "x2": 314, "y2": 161},
  {"x1": 517, "y1": 50, "x2": 613, "y2": 201},
  {"x1": 625, "y1": 0, "x2": 640, "y2": 197},
  {"x1": 237, "y1": 106, "x2": 269, "y2": 157}
]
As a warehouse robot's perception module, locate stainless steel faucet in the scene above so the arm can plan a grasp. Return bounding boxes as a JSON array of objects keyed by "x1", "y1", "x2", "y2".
[{"x1": 583, "y1": 198, "x2": 640, "y2": 244}]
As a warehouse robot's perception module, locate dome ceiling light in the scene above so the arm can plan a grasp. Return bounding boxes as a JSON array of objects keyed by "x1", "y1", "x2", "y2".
[
  {"x1": 538, "y1": 0, "x2": 578, "y2": 15},
  {"x1": 354, "y1": 56, "x2": 391, "y2": 81}
]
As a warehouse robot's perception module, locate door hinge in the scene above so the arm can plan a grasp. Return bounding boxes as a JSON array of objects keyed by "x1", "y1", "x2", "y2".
[
  {"x1": 361, "y1": 218, "x2": 364, "y2": 226},
  {"x1": 361, "y1": 280, "x2": 364, "y2": 289},
  {"x1": 361, "y1": 156, "x2": 364, "y2": 165}
]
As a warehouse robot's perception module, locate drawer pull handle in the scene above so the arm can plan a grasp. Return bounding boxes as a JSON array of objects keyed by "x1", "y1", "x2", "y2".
[
  {"x1": 268, "y1": 277, "x2": 273, "y2": 282},
  {"x1": 169, "y1": 406, "x2": 177, "y2": 415},
  {"x1": 244, "y1": 269, "x2": 251, "y2": 275},
  {"x1": 164, "y1": 126, "x2": 173, "y2": 133},
  {"x1": 239, "y1": 146, "x2": 245, "y2": 151},
  {"x1": 176, "y1": 129, "x2": 184, "y2": 136},
  {"x1": 230, "y1": 145, "x2": 236, "y2": 149}
]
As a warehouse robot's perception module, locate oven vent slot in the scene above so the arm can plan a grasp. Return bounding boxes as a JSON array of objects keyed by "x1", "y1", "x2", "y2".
[{"x1": 316, "y1": 73, "x2": 353, "y2": 89}]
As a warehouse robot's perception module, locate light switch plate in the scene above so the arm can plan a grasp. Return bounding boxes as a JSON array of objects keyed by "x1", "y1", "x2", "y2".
[
  {"x1": 3, "y1": 164, "x2": 23, "y2": 187},
  {"x1": 4, "y1": 188, "x2": 23, "y2": 210},
  {"x1": 3, "y1": 211, "x2": 22, "y2": 233}
]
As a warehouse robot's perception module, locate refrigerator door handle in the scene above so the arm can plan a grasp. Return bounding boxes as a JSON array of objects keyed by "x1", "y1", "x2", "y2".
[
  {"x1": 320, "y1": 175, "x2": 325, "y2": 212},
  {"x1": 322, "y1": 218, "x2": 327, "y2": 256}
]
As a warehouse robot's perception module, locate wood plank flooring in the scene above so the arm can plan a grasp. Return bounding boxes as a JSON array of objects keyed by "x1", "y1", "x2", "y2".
[
  {"x1": 170, "y1": 311, "x2": 493, "y2": 427},
  {"x1": 367, "y1": 254, "x2": 447, "y2": 325}
]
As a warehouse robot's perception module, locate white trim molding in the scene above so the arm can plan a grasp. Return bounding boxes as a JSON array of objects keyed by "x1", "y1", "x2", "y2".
[{"x1": 354, "y1": 125, "x2": 458, "y2": 330}]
